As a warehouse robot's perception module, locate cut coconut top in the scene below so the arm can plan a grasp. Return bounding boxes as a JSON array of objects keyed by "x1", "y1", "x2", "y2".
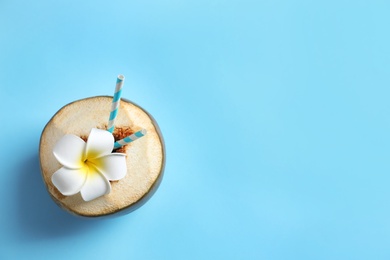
[{"x1": 39, "y1": 96, "x2": 165, "y2": 217}]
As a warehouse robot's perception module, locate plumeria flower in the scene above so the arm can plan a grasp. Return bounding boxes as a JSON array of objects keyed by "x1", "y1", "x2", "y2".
[{"x1": 51, "y1": 128, "x2": 127, "y2": 201}]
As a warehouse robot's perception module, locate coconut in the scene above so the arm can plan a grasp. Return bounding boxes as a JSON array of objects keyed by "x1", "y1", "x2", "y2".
[{"x1": 39, "y1": 96, "x2": 165, "y2": 217}]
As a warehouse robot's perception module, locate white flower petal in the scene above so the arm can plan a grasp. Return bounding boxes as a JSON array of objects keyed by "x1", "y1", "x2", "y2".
[
  {"x1": 53, "y1": 134, "x2": 86, "y2": 169},
  {"x1": 80, "y1": 165, "x2": 111, "y2": 201},
  {"x1": 51, "y1": 167, "x2": 87, "y2": 196},
  {"x1": 90, "y1": 153, "x2": 127, "y2": 181},
  {"x1": 85, "y1": 128, "x2": 114, "y2": 159}
]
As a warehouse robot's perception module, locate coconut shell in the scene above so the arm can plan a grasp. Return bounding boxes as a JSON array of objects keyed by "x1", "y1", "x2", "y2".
[{"x1": 39, "y1": 96, "x2": 165, "y2": 217}]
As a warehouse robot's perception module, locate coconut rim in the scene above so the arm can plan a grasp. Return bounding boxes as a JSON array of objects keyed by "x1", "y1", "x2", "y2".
[{"x1": 38, "y1": 96, "x2": 166, "y2": 218}]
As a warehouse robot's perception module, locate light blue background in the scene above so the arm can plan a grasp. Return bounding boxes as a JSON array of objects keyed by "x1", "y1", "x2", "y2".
[{"x1": 1, "y1": 0, "x2": 390, "y2": 259}]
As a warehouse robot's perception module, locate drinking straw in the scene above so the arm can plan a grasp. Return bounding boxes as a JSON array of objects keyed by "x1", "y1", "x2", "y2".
[
  {"x1": 107, "y1": 75, "x2": 125, "y2": 133},
  {"x1": 114, "y1": 129, "x2": 147, "y2": 149}
]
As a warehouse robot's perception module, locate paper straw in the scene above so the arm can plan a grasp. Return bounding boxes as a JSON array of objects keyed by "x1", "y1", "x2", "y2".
[
  {"x1": 114, "y1": 129, "x2": 147, "y2": 149},
  {"x1": 107, "y1": 74, "x2": 125, "y2": 133}
]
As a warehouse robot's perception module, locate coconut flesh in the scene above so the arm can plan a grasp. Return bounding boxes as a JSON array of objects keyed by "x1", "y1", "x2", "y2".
[{"x1": 39, "y1": 96, "x2": 165, "y2": 217}]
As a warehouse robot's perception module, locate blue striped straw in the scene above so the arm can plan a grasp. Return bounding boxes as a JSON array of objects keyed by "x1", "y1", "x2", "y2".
[
  {"x1": 114, "y1": 129, "x2": 147, "y2": 149},
  {"x1": 107, "y1": 74, "x2": 125, "y2": 133}
]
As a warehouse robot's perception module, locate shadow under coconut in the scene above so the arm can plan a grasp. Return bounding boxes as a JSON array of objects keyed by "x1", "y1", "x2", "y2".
[{"x1": 17, "y1": 153, "x2": 102, "y2": 240}]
